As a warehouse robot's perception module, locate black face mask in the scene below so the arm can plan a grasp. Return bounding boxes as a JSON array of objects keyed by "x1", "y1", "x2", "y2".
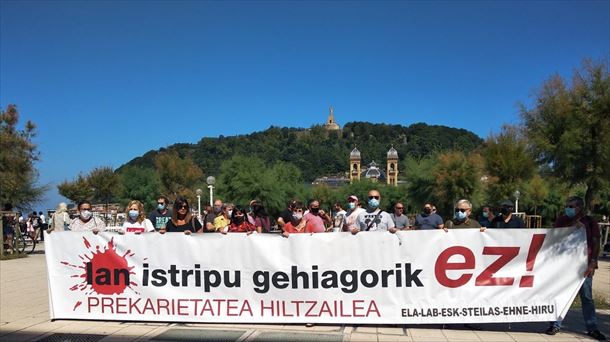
[
  {"x1": 501, "y1": 207, "x2": 512, "y2": 215},
  {"x1": 423, "y1": 208, "x2": 432, "y2": 215},
  {"x1": 234, "y1": 216, "x2": 245, "y2": 224},
  {"x1": 310, "y1": 207, "x2": 320, "y2": 214}
]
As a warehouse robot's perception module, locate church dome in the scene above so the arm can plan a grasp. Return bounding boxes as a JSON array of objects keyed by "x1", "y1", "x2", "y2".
[
  {"x1": 362, "y1": 161, "x2": 386, "y2": 180},
  {"x1": 387, "y1": 146, "x2": 398, "y2": 159},
  {"x1": 350, "y1": 148, "x2": 361, "y2": 159}
]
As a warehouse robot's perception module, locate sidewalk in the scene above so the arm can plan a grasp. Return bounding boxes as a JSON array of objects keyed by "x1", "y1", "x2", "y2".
[{"x1": 1, "y1": 245, "x2": 608, "y2": 342}]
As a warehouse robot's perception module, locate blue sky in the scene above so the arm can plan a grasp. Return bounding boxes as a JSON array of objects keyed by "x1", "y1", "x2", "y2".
[{"x1": 1, "y1": 0, "x2": 609, "y2": 210}]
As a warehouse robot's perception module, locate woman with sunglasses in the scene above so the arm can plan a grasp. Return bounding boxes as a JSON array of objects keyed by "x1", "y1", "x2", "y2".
[
  {"x1": 162, "y1": 197, "x2": 203, "y2": 235},
  {"x1": 444, "y1": 199, "x2": 482, "y2": 231}
]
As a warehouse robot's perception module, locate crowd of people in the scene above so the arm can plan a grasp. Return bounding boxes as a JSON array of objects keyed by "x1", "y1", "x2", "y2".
[{"x1": 1, "y1": 189, "x2": 605, "y2": 340}]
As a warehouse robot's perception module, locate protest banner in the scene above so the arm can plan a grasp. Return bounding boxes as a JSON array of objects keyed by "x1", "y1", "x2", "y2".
[{"x1": 45, "y1": 227, "x2": 586, "y2": 324}]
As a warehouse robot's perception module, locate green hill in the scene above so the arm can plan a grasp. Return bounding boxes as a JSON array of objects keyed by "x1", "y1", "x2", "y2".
[{"x1": 118, "y1": 122, "x2": 483, "y2": 181}]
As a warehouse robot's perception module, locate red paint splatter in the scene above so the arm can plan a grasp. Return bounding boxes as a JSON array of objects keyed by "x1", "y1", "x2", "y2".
[
  {"x1": 73, "y1": 301, "x2": 82, "y2": 311},
  {"x1": 61, "y1": 237, "x2": 138, "y2": 296}
]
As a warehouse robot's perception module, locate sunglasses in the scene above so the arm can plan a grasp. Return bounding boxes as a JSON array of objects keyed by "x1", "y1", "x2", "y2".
[
  {"x1": 566, "y1": 205, "x2": 577, "y2": 209},
  {"x1": 157, "y1": 202, "x2": 165, "y2": 205},
  {"x1": 395, "y1": 207, "x2": 404, "y2": 210},
  {"x1": 368, "y1": 196, "x2": 380, "y2": 200},
  {"x1": 455, "y1": 208, "x2": 469, "y2": 213},
  {"x1": 178, "y1": 205, "x2": 188, "y2": 209}
]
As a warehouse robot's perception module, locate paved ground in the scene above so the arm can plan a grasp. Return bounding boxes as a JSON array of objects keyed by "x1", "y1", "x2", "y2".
[{"x1": 1, "y1": 243, "x2": 608, "y2": 342}]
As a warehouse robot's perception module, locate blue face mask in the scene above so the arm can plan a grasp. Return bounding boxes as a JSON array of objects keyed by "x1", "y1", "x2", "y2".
[
  {"x1": 482, "y1": 211, "x2": 489, "y2": 218},
  {"x1": 368, "y1": 198, "x2": 380, "y2": 208},
  {"x1": 129, "y1": 210, "x2": 139, "y2": 219},
  {"x1": 455, "y1": 210, "x2": 468, "y2": 221},
  {"x1": 157, "y1": 203, "x2": 165, "y2": 211},
  {"x1": 565, "y1": 207, "x2": 576, "y2": 218},
  {"x1": 347, "y1": 203, "x2": 356, "y2": 210}
]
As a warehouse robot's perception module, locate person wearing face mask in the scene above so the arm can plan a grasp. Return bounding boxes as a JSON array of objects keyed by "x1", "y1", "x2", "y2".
[
  {"x1": 353, "y1": 190, "x2": 395, "y2": 234},
  {"x1": 303, "y1": 199, "x2": 332, "y2": 233},
  {"x1": 226, "y1": 206, "x2": 256, "y2": 234},
  {"x1": 122, "y1": 200, "x2": 155, "y2": 234},
  {"x1": 69, "y1": 200, "x2": 106, "y2": 233},
  {"x1": 545, "y1": 196, "x2": 605, "y2": 340},
  {"x1": 444, "y1": 199, "x2": 482, "y2": 230},
  {"x1": 413, "y1": 203, "x2": 444, "y2": 230},
  {"x1": 490, "y1": 200, "x2": 525, "y2": 228},
  {"x1": 282, "y1": 201, "x2": 308, "y2": 237},
  {"x1": 343, "y1": 195, "x2": 365, "y2": 232},
  {"x1": 206, "y1": 199, "x2": 224, "y2": 232},
  {"x1": 478, "y1": 205, "x2": 494, "y2": 228},
  {"x1": 148, "y1": 195, "x2": 172, "y2": 231},
  {"x1": 213, "y1": 203, "x2": 234, "y2": 233},
  {"x1": 248, "y1": 200, "x2": 271, "y2": 233}
]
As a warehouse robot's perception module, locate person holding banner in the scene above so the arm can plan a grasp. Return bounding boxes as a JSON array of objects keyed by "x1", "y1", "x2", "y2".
[
  {"x1": 546, "y1": 196, "x2": 605, "y2": 340},
  {"x1": 304, "y1": 199, "x2": 332, "y2": 233},
  {"x1": 352, "y1": 189, "x2": 395, "y2": 234},
  {"x1": 122, "y1": 200, "x2": 155, "y2": 234},
  {"x1": 444, "y1": 199, "x2": 483, "y2": 231},
  {"x1": 490, "y1": 200, "x2": 525, "y2": 228},
  {"x1": 162, "y1": 197, "x2": 202, "y2": 235},
  {"x1": 226, "y1": 206, "x2": 256, "y2": 234},
  {"x1": 281, "y1": 201, "x2": 307, "y2": 237},
  {"x1": 413, "y1": 203, "x2": 444, "y2": 230},
  {"x1": 148, "y1": 195, "x2": 172, "y2": 231},
  {"x1": 69, "y1": 200, "x2": 105, "y2": 233}
]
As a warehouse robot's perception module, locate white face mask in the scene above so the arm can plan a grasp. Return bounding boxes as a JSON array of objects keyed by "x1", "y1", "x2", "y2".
[
  {"x1": 293, "y1": 213, "x2": 303, "y2": 220},
  {"x1": 80, "y1": 210, "x2": 92, "y2": 220},
  {"x1": 227, "y1": 210, "x2": 233, "y2": 217}
]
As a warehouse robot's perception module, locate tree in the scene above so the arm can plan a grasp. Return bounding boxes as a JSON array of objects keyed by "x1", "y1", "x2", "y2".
[
  {"x1": 523, "y1": 174, "x2": 549, "y2": 215},
  {"x1": 521, "y1": 58, "x2": 610, "y2": 211},
  {"x1": 0, "y1": 104, "x2": 47, "y2": 209},
  {"x1": 57, "y1": 174, "x2": 93, "y2": 204},
  {"x1": 432, "y1": 151, "x2": 484, "y2": 215},
  {"x1": 57, "y1": 166, "x2": 121, "y2": 211},
  {"x1": 118, "y1": 166, "x2": 161, "y2": 211},
  {"x1": 154, "y1": 150, "x2": 204, "y2": 201},
  {"x1": 482, "y1": 125, "x2": 536, "y2": 204},
  {"x1": 88, "y1": 166, "x2": 121, "y2": 213}
]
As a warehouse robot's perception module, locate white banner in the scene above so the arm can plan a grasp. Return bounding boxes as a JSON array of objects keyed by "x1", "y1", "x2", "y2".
[{"x1": 45, "y1": 227, "x2": 587, "y2": 324}]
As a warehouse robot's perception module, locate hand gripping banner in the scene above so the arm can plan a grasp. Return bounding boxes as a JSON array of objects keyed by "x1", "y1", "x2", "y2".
[{"x1": 45, "y1": 227, "x2": 586, "y2": 324}]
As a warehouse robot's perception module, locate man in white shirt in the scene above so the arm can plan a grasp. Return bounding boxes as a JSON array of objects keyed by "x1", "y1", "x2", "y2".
[{"x1": 353, "y1": 190, "x2": 396, "y2": 234}]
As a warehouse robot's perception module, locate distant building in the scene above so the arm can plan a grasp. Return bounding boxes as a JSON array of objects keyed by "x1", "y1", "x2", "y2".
[
  {"x1": 349, "y1": 147, "x2": 400, "y2": 186},
  {"x1": 323, "y1": 106, "x2": 341, "y2": 131}
]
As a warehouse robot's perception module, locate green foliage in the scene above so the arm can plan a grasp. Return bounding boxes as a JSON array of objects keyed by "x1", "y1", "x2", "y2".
[
  {"x1": 0, "y1": 105, "x2": 47, "y2": 210},
  {"x1": 154, "y1": 150, "x2": 204, "y2": 202},
  {"x1": 120, "y1": 122, "x2": 483, "y2": 183},
  {"x1": 483, "y1": 125, "x2": 535, "y2": 203},
  {"x1": 57, "y1": 167, "x2": 121, "y2": 206},
  {"x1": 215, "y1": 155, "x2": 307, "y2": 217},
  {"x1": 117, "y1": 166, "x2": 161, "y2": 211},
  {"x1": 521, "y1": 58, "x2": 610, "y2": 211},
  {"x1": 57, "y1": 174, "x2": 92, "y2": 204},
  {"x1": 88, "y1": 167, "x2": 121, "y2": 205},
  {"x1": 432, "y1": 151, "x2": 484, "y2": 215}
]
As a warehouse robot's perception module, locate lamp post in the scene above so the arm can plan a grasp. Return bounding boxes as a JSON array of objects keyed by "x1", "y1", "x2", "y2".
[
  {"x1": 206, "y1": 176, "x2": 216, "y2": 207},
  {"x1": 514, "y1": 190, "x2": 521, "y2": 214},
  {"x1": 196, "y1": 188, "x2": 203, "y2": 221}
]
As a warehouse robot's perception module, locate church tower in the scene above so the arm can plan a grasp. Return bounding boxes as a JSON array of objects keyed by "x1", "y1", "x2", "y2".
[
  {"x1": 349, "y1": 147, "x2": 361, "y2": 183},
  {"x1": 386, "y1": 146, "x2": 398, "y2": 186}
]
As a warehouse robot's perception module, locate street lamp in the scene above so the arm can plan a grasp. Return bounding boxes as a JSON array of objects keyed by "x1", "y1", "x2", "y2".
[
  {"x1": 514, "y1": 190, "x2": 521, "y2": 214},
  {"x1": 196, "y1": 188, "x2": 203, "y2": 221},
  {"x1": 206, "y1": 176, "x2": 216, "y2": 207}
]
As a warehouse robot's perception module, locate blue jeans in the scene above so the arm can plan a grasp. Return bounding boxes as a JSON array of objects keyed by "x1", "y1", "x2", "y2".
[{"x1": 551, "y1": 276, "x2": 598, "y2": 331}]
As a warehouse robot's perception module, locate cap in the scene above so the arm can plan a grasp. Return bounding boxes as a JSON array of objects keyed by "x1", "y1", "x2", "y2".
[
  {"x1": 348, "y1": 195, "x2": 358, "y2": 202},
  {"x1": 500, "y1": 200, "x2": 514, "y2": 207}
]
